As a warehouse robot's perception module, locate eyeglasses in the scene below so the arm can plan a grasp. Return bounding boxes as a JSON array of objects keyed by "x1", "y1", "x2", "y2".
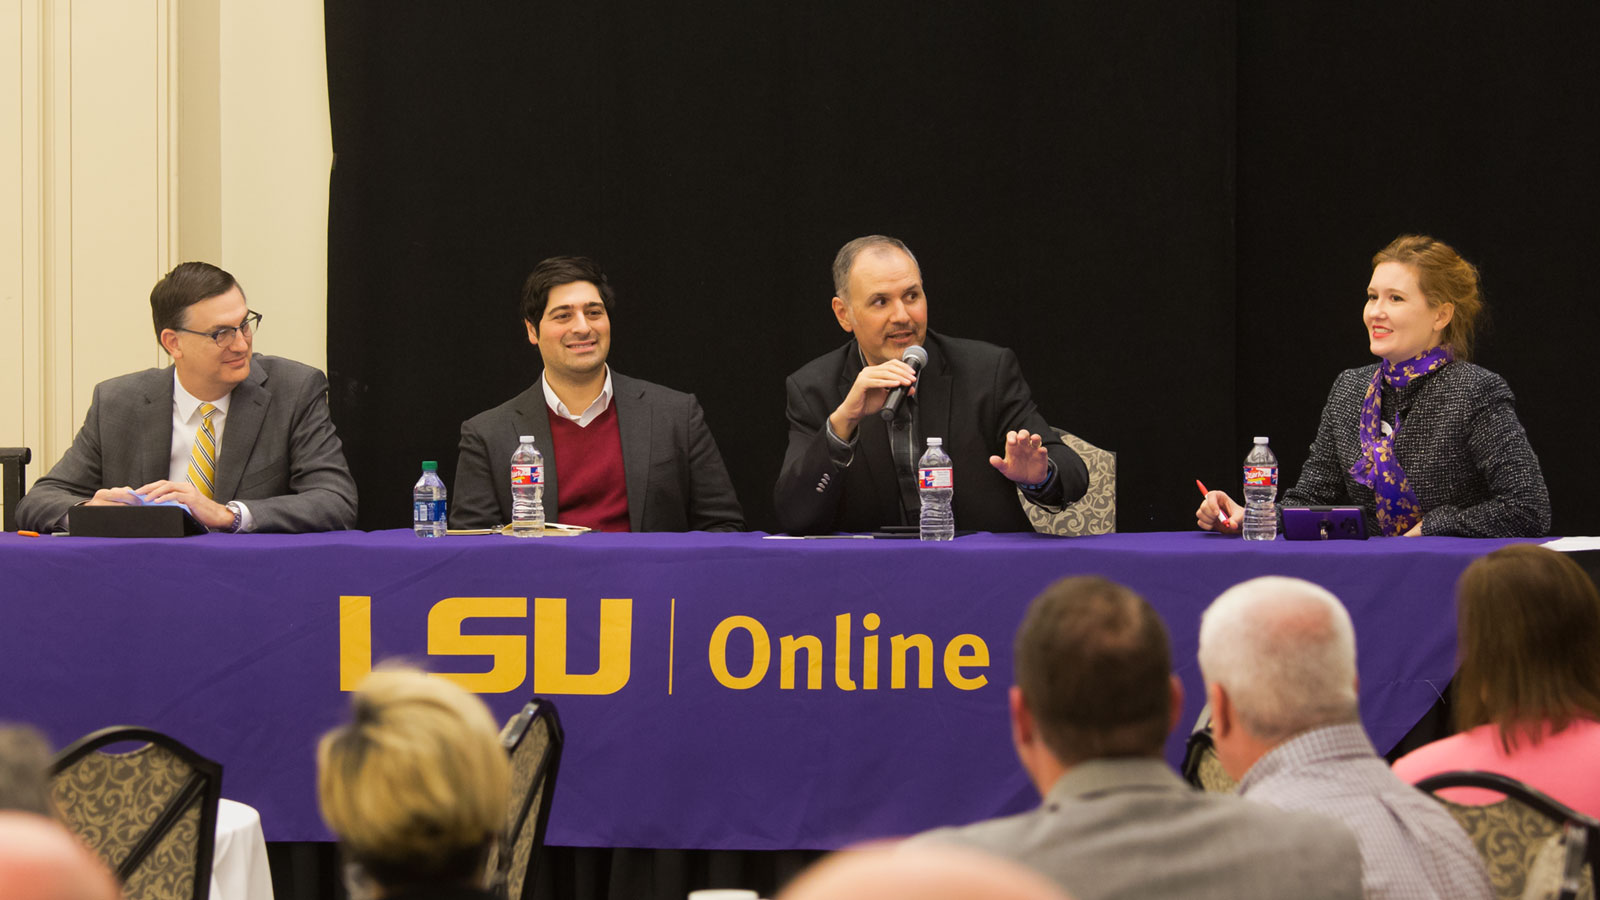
[{"x1": 176, "y1": 311, "x2": 263, "y2": 348}]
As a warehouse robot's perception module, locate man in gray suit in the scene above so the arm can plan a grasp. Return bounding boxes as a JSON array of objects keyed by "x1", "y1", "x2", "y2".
[
  {"x1": 908, "y1": 576, "x2": 1364, "y2": 900},
  {"x1": 15, "y1": 262, "x2": 357, "y2": 533},
  {"x1": 451, "y1": 256, "x2": 742, "y2": 532}
]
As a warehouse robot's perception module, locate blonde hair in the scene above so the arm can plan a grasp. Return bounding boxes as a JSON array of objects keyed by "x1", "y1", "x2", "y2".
[
  {"x1": 317, "y1": 667, "x2": 509, "y2": 885},
  {"x1": 1372, "y1": 234, "x2": 1485, "y2": 361}
]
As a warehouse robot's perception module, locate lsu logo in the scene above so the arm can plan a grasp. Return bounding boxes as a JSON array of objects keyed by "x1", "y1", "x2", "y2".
[{"x1": 338, "y1": 595, "x2": 631, "y2": 695}]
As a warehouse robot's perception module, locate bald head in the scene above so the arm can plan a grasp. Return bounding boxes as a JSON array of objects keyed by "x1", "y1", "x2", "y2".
[
  {"x1": 779, "y1": 845, "x2": 1073, "y2": 900},
  {"x1": 0, "y1": 813, "x2": 121, "y2": 900},
  {"x1": 1198, "y1": 576, "x2": 1359, "y2": 743}
]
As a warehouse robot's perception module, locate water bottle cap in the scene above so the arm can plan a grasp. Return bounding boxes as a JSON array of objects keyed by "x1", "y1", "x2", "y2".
[
  {"x1": 1253, "y1": 436, "x2": 1269, "y2": 444},
  {"x1": 421, "y1": 461, "x2": 438, "y2": 470},
  {"x1": 926, "y1": 437, "x2": 943, "y2": 446},
  {"x1": 519, "y1": 435, "x2": 535, "y2": 443}
]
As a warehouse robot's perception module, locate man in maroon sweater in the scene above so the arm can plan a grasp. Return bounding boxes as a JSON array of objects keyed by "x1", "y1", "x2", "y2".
[{"x1": 451, "y1": 257, "x2": 744, "y2": 532}]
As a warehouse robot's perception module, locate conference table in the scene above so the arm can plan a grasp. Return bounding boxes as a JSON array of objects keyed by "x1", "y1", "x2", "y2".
[{"x1": 0, "y1": 529, "x2": 1526, "y2": 850}]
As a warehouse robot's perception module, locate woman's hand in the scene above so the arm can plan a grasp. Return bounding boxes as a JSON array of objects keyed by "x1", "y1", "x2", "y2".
[
  {"x1": 1197, "y1": 490, "x2": 1244, "y2": 534},
  {"x1": 1403, "y1": 520, "x2": 1424, "y2": 537}
]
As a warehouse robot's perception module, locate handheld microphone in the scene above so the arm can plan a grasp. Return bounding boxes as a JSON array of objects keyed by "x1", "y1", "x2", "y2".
[{"x1": 879, "y1": 344, "x2": 928, "y2": 421}]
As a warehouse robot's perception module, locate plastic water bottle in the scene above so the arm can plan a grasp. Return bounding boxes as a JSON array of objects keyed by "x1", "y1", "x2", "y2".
[
  {"x1": 510, "y1": 435, "x2": 545, "y2": 538},
  {"x1": 918, "y1": 437, "x2": 955, "y2": 541},
  {"x1": 1242, "y1": 436, "x2": 1279, "y2": 541},
  {"x1": 412, "y1": 461, "x2": 447, "y2": 537}
]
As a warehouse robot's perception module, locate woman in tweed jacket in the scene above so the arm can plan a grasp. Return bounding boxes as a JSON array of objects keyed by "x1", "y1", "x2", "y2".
[{"x1": 1198, "y1": 236, "x2": 1549, "y2": 538}]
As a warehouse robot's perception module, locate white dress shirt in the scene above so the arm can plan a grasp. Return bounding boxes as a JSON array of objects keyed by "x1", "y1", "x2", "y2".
[
  {"x1": 168, "y1": 371, "x2": 254, "y2": 531},
  {"x1": 541, "y1": 367, "x2": 614, "y2": 427}
]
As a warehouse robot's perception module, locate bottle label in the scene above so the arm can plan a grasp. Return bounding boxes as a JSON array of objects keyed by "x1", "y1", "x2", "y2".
[
  {"x1": 1243, "y1": 465, "x2": 1279, "y2": 487},
  {"x1": 918, "y1": 467, "x2": 954, "y2": 490},
  {"x1": 511, "y1": 464, "x2": 544, "y2": 486},
  {"x1": 414, "y1": 500, "x2": 444, "y2": 522}
]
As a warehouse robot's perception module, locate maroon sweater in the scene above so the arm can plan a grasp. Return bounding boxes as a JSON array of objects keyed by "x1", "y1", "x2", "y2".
[{"x1": 547, "y1": 405, "x2": 631, "y2": 532}]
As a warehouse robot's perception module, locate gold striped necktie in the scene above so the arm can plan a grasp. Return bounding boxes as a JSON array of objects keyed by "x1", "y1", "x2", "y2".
[{"x1": 186, "y1": 402, "x2": 219, "y2": 499}]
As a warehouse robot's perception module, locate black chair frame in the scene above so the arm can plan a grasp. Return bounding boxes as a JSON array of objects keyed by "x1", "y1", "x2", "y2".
[
  {"x1": 1, "y1": 446, "x2": 30, "y2": 532},
  {"x1": 1417, "y1": 769, "x2": 1600, "y2": 900},
  {"x1": 494, "y1": 699, "x2": 565, "y2": 900},
  {"x1": 50, "y1": 725, "x2": 224, "y2": 900}
]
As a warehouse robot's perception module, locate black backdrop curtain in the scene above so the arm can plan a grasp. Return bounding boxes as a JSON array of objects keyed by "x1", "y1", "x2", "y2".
[{"x1": 315, "y1": 2, "x2": 1600, "y2": 898}]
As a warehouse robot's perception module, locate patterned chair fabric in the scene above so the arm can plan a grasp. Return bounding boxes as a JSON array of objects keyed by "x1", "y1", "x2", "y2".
[
  {"x1": 1180, "y1": 705, "x2": 1238, "y2": 794},
  {"x1": 49, "y1": 727, "x2": 222, "y2": 900},
  {"x1": 1019, "y1": 430, "x2": 1116, "y2": 536},
  {"x1": 487, "y1": 699, "x2": 565, "y2": 900},
  {"x1": 1417, "y1": 771, "x2": 1599, "y2": 900}
]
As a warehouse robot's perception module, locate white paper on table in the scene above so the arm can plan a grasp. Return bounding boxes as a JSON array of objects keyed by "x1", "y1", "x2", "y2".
[{"x1": 1541, "y1": 536, "x2": 1600, "y2": 552}]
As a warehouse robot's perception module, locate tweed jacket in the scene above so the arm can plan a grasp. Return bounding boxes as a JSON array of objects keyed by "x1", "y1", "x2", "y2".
[{"x1": 1282, "y1": 360, "x2": 1549, "y2": 536}]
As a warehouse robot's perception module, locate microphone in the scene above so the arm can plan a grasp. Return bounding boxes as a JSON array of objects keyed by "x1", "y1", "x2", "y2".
[{"x1": 879, "y1": 344, "x2": 928, "y2": 421}]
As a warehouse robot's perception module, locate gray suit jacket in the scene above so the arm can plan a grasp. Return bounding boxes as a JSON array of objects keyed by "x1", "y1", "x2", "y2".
[
  {"x1": 15, "y1": 355, "x2": 358, "y2": 533},
  {"x1": 909, "y1": 758, "x2": 1364, "y2": 900},
  {"x1": 450, "y1": 370, "x2": 744, "y2": 531}
]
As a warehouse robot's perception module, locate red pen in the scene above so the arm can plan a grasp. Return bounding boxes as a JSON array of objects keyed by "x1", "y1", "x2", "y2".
[{"x1": 1195, "y1": 480, "x2": 1230, "y2": 526}]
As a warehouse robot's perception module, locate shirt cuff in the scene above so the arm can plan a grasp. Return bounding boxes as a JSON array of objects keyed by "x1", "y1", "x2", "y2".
[
  {"x1": 1018, "y1": 461, "x2": 1063, "y2": 505},
  {"x1": 234, "y1": 501, "x2": 256, "y2": 533},
  {"x1": 824, "y1": 419, "x2": 857, "y2": 468}
]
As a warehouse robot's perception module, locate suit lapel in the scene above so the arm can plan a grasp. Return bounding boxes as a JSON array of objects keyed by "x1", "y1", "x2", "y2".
[
  {"x1": 214, "y1": 361, "x2": 268, "y2": 501},
  {"x1": 915, "y1": 335, "x2": 953, "y2": 452},
  {"x1": 612, "y1": 372, "x2": 651, "y2": 532},
  {"x1": 513, "y1": 382, "x2": 558, "y2": 525},
  {"x1": 139, "y1": 368, "x2": 177, "y2": 485}
]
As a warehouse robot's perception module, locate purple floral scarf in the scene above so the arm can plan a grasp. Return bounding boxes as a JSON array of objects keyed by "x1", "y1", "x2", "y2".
[{"x1": 1349, "y1": 346, "x2": 1453, "y2": 536}]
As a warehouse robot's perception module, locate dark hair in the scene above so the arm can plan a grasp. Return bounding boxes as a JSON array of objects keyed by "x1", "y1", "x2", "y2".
[
  {"x1": 520, "y1": 257, "x2": 615, "y2": 330},
  {"x1": 1014, "y1": 576, "x2": 1172, "y2": 764},
  {"x1": 1372, "y1": 234, "x2": 1485, "y2": 361},
  {"x1": 1455, "y1": 544, "x2": 1600, "y2": 752},
  {"x1": 150, "y1": 262, "x2": 241, "y2": 337},
  {"x1": 832, "y1": 235, "x2": 920, "y2": 299}
]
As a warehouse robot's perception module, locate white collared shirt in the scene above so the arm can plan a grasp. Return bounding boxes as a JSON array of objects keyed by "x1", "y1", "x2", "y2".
[
  {"x1": 168, "y1": 371, "x2": 254, "y2": 531},
  {"x1": 541, "y1": 367, "x2": 614, "y2": 427}
]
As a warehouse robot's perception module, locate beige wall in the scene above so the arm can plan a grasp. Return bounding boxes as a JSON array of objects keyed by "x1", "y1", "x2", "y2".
[{"x1": 0, "y1": 0, "x2": 330, "y2": 514}]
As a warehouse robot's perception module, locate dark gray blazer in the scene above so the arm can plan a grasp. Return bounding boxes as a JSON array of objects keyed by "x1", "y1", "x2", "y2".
[
  {"x1": 450, "y1": 370, "x2": 744, "y2": 532},
  {"x1": 1282, "y1": 360, "x2": 1550, "y2": 537},
  {"x1": 15, "y1": 354, "x2": 358, "y2": 533},
  {"x1": 774, "y1": 332, "x2": 1088, "y2": 534},
  {"x1": 908, "y1": 758, "x2": 1364, "y2": 900}
]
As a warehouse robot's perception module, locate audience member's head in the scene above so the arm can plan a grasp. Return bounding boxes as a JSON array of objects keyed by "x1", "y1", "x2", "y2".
[
  {"x1": 1198, "y1": 576, "x2": 1359, "y2": 779},
  {"x1": 1010, "y1": 576, "x2": 1179, "y2": 792},
  {"x1": 0, "y1": 723, "x2": 56, "y2": 817},
  {"x1": 317, "y1": 666, "x2": 510, "y2": 892},
  {"x1": 779, "y1": 844, "x2": 1073, "y2": 900},
  {"x1": 0, "y1": 811, "x2": 121, "y2": 900},
  {"x1": 1454, "y1": 544, "x2": 1600, "y2": 751}
]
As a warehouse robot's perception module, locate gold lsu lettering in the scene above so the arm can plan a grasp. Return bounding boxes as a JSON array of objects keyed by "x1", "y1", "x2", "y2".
[
  {"x1": 338, "y1": 596, "x2": 632, "y2": 694},
  {"x1": 707, "y1": 613, "x2": 989, "y2": 691},
  {"x1": 336, "y1": 597, "x2": 989, "y2": 695}
]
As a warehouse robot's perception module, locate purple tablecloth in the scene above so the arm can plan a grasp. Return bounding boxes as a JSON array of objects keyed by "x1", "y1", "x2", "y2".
[{"x1": 0, "y1": 529, "x2": 1524, "y2": 848}]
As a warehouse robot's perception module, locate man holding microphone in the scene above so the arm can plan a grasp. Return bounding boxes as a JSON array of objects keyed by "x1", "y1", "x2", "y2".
[{"x1": 775, "y1": 235, "x2": 1087, "y2": 534}]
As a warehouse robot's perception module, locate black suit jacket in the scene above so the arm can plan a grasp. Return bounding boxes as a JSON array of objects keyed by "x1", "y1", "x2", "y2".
[
  {"x1": 774, "y1": 332, "x2": 1087, "y2": 534},
  {"x1": 15, "y1": 354, "x2": 358, "y2": 533},
  {"x1": 451, "y1": 370, "x2": 744, "y2": 531}
]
